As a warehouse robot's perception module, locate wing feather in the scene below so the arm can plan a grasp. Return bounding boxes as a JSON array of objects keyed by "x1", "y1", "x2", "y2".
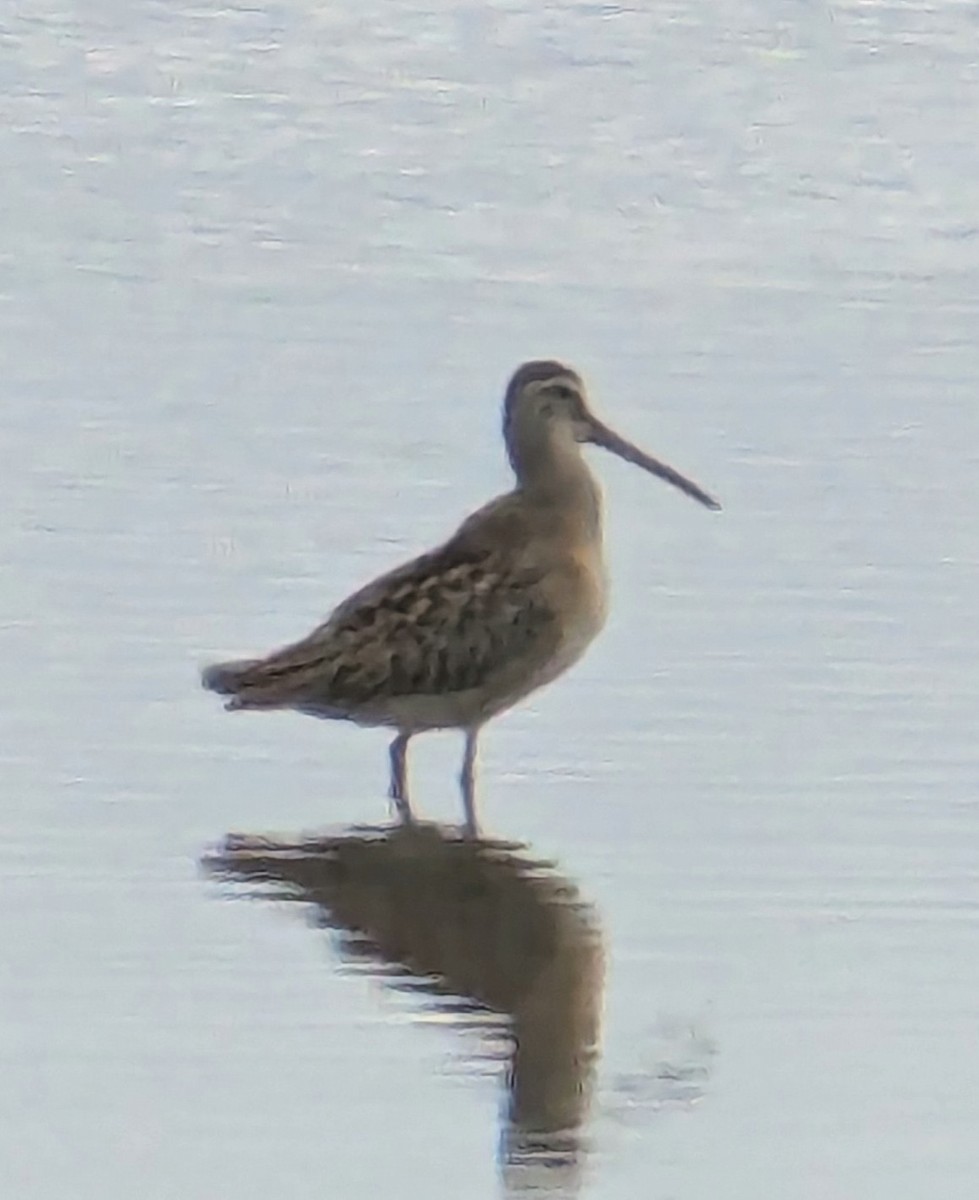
[{"x1": 204, "y1": 539, "x2": 561, "y2": 714}]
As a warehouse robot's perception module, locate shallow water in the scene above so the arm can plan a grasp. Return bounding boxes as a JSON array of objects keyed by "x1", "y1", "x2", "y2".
[{"x1": 3, "y1": 2, "x2": 979, "y2": 1197}]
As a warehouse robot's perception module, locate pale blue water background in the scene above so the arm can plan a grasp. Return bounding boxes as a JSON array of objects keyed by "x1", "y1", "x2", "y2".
[{"x1": 2, "y1": 2, "x2": 978, "y2": 1197}]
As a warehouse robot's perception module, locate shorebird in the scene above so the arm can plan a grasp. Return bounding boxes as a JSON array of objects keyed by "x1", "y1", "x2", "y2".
[{"x1": 203, "y1": 361, "x2": 720, "y2": 829}]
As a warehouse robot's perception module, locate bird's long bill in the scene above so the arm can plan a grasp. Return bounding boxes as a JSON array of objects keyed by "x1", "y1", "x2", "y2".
[{"x1": 589, "y1": 418, "x2": 721, "y2": 511}]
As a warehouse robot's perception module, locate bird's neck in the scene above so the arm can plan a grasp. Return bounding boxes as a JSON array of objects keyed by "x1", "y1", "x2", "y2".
[{"x1": 512, "y1": 431, "x2": 604, "y2": 543}]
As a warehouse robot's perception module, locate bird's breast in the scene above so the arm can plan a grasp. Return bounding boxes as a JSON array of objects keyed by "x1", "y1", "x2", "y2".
[{"x1": 540, "y1": 540, "x2": 609, "y2": 679}]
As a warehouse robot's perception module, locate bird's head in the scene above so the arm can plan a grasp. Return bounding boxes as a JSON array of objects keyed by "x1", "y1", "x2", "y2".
[{"x1": 502, "y1": 360, "x2": 721, "y2": 511}]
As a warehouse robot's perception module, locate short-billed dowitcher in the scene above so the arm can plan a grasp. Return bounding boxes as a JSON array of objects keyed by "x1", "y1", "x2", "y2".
[{"x1": 203, "y1": 361, "x2": 720, "y2": 829}]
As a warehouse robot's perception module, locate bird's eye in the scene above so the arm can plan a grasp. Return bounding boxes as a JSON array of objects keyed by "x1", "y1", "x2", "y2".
[{"x1": 554, "y1": 385, "x2": 575, "y2": 401}]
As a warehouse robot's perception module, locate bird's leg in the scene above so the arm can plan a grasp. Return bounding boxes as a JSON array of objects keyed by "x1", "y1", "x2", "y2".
[
  {"x1": 460, "y1": 728, "x2": 480, "y2": 837},
  {"x1": 388, "y1": 732, "x2": 413, "y2": 824}
]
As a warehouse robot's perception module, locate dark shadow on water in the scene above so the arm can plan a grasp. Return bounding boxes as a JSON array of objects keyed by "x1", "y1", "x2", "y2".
[{"x1": 203, "y1": 821, "x2": 604, "y2": 1196}]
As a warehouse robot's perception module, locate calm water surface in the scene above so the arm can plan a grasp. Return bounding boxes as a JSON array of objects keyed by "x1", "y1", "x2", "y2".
[{"x1": 3, "y1": 2, "x2": 978, "y2": 1197}]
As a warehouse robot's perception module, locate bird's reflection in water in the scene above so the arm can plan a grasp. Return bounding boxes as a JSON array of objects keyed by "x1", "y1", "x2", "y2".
[{"x1": 204, "y1": 821, "x2": 604, "y2": 1195}]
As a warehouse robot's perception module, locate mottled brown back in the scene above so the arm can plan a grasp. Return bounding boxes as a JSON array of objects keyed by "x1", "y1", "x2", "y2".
[{"x1": 203, "y1": 532, "x2": 563, "y2": 717}]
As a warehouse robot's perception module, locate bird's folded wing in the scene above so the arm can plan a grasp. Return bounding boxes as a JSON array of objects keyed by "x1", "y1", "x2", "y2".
[{"x1": 217, "y1": 545, "x2": 561, "y2": 710}]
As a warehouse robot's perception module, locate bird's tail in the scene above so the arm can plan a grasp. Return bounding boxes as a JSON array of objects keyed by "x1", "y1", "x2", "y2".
[{"x1": 201, "y1": 658, "x2": 263, "y2": 709}]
